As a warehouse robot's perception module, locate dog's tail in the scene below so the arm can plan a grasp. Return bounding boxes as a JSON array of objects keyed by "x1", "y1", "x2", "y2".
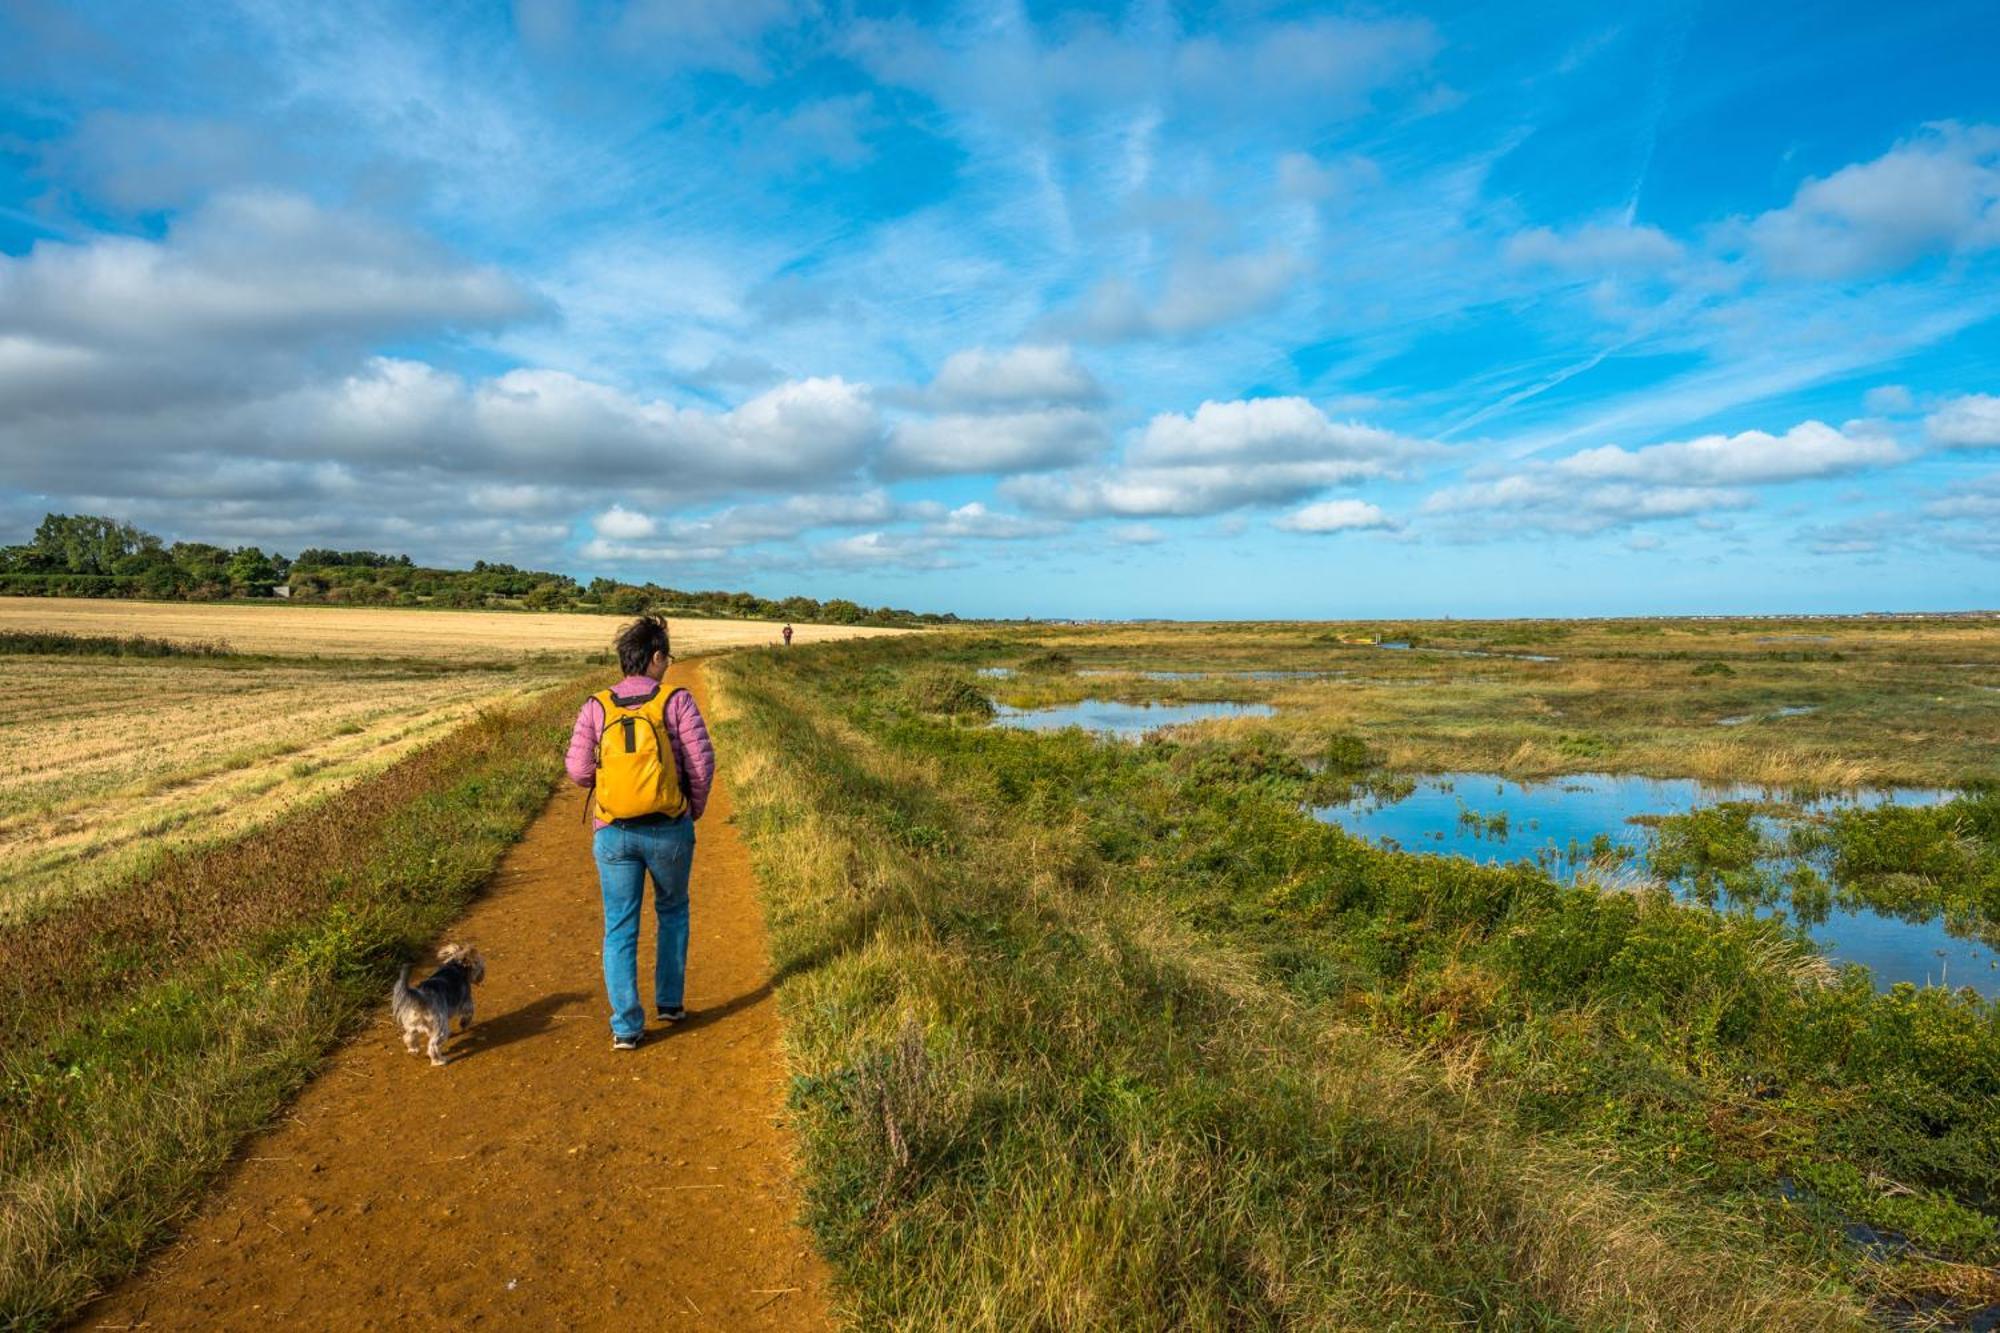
[{"x1": 392, "y1": 962, "x2": 414, "y2": 1010}]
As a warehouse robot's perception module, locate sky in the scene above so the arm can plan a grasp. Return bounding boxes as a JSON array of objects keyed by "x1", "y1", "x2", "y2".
[{"x1": 1, "y1": 0, "x2": 1997, "y2": 619}]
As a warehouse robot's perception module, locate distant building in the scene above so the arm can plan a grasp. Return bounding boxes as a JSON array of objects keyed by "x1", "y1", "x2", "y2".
[{"x1": 272, "y1": 585, "x2": 291, "y2": 599}]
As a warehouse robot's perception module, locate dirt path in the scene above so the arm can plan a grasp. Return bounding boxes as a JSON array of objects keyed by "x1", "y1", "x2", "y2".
[{"x1": 83, "y1": 663, "x2": 833, "y2": 1331}]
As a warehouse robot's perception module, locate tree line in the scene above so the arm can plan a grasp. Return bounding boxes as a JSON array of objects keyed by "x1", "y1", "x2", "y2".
[{"x1": 0, "y1": 514, "x2": 957, "y2": 627}]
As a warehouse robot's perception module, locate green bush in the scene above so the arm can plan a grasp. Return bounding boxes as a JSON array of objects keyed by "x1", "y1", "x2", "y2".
[{"x1": 900, "y1": 668, "x2": 996, "y2": 719}]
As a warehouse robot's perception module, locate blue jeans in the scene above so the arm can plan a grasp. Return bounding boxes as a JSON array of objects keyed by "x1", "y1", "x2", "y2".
[{"x1": 592, "y1": 815, "x2": 695, "y2": 1039}]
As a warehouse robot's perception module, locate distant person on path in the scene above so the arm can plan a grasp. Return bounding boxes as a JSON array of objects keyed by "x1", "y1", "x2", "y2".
[
  {"x1": 565, "y1": 616, "x2": 715, "y2": 1050},
  {"x1": 782, "y1": 622, "x2": 793, "y2": 647}
]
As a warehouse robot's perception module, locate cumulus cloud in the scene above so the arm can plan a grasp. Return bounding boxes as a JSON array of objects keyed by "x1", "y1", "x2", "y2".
[
  {"x1": 1131, "y1": 396, "x2": 1428, "y2": 468},
  {"x1": 812, "y1": 530, "x2": 958, "y2": 570},
  {"x1": 924, "y1": 501, "x2": 1065, "y2": 540},
  {"x1": 1504, "y1": 221, "x2": 1684, "y2": 271},
  {"x1": 1926, "y1": 394, "x2": 2000, "y2": 447},
  {"x1": 1743, "y1": 122, "x2": 2000, "y2": 280},
  {"x1": 881, "y1": 406, "x2": 1108, "y2": 477},
  {"x1": 668, "y1": 491, "x2": 903, "y2": 545},
  {"x1": 0, "y1": 189, "x2": 540, "y2": 352},
  {"x1": 926, "y1": 344, "x2": 1102, "y2": 409},
  {"x1": 1003, "y1": 397, "x2": 1432, "y2": 520},
  {"x1": 1008, "y1": 460, "x2": 1391, "y2": 519},
  {"x1": 593, "y1": 504, "x2": 657, "y2": 539},
  {"x1": 1273, "y1": 499, "x2": 1399, "y2": 533},
  {"x1": 1424, "y1": 476, "x2": 1754, "y2": 535},
  {"x1": 0, "y1": 354, "x2": 884, "y2": 520},
  {"x1": 1422, "y1": 419, "x2": 1905, "y2": 535},
  {"x1": 1550, "y1": 420, "x2": 1903, "y2": 485}
]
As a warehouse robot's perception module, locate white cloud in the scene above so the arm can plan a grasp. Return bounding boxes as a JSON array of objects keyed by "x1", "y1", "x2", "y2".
[
  {"x1": 0, "y1": 189, "x2": 540, "y2": 352},
  {"x1": 1001, "y1": 398, "x2": 1433, "y2": 521},
  {"x1": 881, "y1": 406, "x2": 1108, "y2": 477},
  {"x1": 1504, "y1": 221, "x2": 1684, "y2": 271},
  {"x1": 1007, "y1": 460, "x2": 1390, "y2": 519},
  {"x1": 1274, "y1": 499, "x2": 1399, "y2": 533},
  {"x1": 927, "y1": 344, "x2": 1102, "y2": 408},
  {"x1": 1109, "y1": 523, "x2": 1164, "y2": 545},
  {"x1": 594, "y1": 504, "x2": 657, "y2": 539},
  {"x1": 1132, "y1": 396, "x2": 1428, "y2": 468},
  {"x1": 1423, "y1": 419, "x2": 1905, "y2": 536},
  {"x1": 812, "y1": 530, "x2": 958, "y2": 570},
  {"x1": 0, "y1": 356, "x2": 883, "y2": 506},
  {"x1": 1743, "y1": 123, "x2": 2000, "y2": 280},
  {"x1": 1550, "y1": 420, "x2": 1903, "y2": 486},
  {"x1": 1423, "y1": 476, "x2": 1754, "y2": 535},
  {"x1": 1926, "y1": 394, "x2": 2000, "y2": 448},
  {"x1": 662, "y1": 491, "x2": 903, "y2": 547},
  {"x1": 925, "y1": 502, "x2": 1065, "y2": 540}
]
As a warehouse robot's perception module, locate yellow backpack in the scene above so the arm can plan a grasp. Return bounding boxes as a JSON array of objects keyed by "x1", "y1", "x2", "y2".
[{"x1": 591, "y1": 684, "x2": 688, "y2": 822}]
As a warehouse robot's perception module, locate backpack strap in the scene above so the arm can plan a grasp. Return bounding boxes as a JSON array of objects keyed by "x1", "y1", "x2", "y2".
[{"x1": 661, "y1": 688, "x2": 691, "y2": 797}]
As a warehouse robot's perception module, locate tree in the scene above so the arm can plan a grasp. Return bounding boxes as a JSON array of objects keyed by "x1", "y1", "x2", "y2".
[
  {"x1": 523, "y1": 581, "x2": 570, "y2": 611},
  {"x1": 31, "y1": 514, "x2": 157, "y2": 575},
  {"x1": 227, "y1": 547, "x2": 280, "y2": 595}
]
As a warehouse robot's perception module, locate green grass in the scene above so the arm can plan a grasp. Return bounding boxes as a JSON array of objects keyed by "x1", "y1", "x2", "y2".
[
  {"x1": 0, "y1": 671, "x2": 594, "y2": 1329},
  {"x1": 717, "y1": 635, "x2": 2000, "y2": 1328}
]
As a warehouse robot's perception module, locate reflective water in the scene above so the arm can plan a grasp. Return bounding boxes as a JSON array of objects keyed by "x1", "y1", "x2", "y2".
[
  {"x1": 1719, "y1": 706, "x2": 1818, "y2": 725},
  {"x1": 993, "y1": 699, "x2": 1275, "y2": 738},
  {"x1": 1313, "y1": 772, "x2": 1994, "y2": 995}
]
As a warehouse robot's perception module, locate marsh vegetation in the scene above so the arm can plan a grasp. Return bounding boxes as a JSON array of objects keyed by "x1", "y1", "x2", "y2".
[{"x1": 723, "y1": 619, "x2": 1998, "y2": 1328}]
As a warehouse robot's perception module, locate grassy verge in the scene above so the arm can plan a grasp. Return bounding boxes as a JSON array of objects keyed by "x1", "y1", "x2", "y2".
[
  {"x1": 717, "y1": 636, "x2": 1998, "y2": 1329},
  {"x1": 0, "y1": 670, "x2": 593, "y2": 1329}
]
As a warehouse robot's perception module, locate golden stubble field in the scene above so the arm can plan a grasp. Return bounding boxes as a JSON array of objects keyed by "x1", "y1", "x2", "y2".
[
  {"x1": 0, "y1": 596, "x2": 911, "y2": 661},
  {"x1": 0, "y1": 657, "x2": 569, "y2": 919},
  {"x1": 0, "y1": 599, "x2": 915, "y2": 917}
]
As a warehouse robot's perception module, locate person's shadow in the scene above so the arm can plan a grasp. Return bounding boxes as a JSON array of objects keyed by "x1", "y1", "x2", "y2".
[
  {"x1": 673, "y1": 980, "x2": 773, "y2": 1035},
  {"x1": 451, "y1": 990, "x2": 591, "y2": 1060}
]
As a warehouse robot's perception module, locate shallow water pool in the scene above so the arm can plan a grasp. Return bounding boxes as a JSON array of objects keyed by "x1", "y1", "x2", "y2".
[
  {"x1": 992, "y1": 698, "x2": 1275, "y2": 738},
  {"x1": 1313, "y1": 772, "x2": 1994, "y2": 996}
]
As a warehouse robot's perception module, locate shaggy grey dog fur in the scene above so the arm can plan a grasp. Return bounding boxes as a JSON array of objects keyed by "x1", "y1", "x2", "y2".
[{"x1": 391, "y1": 943, "x2": 485, "y2": 1065}]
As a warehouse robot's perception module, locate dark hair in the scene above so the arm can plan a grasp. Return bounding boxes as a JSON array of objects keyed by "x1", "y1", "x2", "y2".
[{"x1": 615, "y1": 615, "x2": 669, "y2": 675}]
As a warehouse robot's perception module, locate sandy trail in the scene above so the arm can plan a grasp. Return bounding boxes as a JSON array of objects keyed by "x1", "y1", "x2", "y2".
[{"x1": 83, "y1": 662, "x2": 832, "y2": 1331}]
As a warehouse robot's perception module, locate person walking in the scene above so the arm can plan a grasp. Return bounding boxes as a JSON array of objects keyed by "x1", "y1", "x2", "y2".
[
  {"x1": 565, "y1": 616, "x2": 715, "y2": 1050},
  {"x1": 781, "y1": 622, "x2": 793, "y2": 647}
]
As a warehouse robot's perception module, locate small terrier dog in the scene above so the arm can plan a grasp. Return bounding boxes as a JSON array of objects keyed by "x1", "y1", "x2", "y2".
[{"x1": 391, "y1": 943, "x2": 485, "y2": 1065}]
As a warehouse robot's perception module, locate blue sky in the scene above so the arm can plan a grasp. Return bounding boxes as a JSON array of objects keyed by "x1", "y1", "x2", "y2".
[{"x1": 1, "y1": 0, "x2": 1996, "y2": 618}]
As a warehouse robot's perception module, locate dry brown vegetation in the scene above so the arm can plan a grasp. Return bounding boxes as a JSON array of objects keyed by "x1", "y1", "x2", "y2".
[{"x1": 0, "y1": 596, "x2": 911, "y2": 663}]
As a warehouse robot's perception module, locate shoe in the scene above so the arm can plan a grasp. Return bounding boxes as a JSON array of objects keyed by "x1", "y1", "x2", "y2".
[
  {"x1": 612, "y1": 1032, "x2": 643, "y2": 1051},
  {"x1": 656, "y1": 1006, "x2": 688, "y2": 1025}
]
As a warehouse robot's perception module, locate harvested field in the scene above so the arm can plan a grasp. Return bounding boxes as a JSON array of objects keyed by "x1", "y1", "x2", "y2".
[
  {"x1": 0, "y1": 656, "x2": 566, "y2": 918},
  {"x1": 0, "y1": 597, "x2": 911, "y2": 663}
]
